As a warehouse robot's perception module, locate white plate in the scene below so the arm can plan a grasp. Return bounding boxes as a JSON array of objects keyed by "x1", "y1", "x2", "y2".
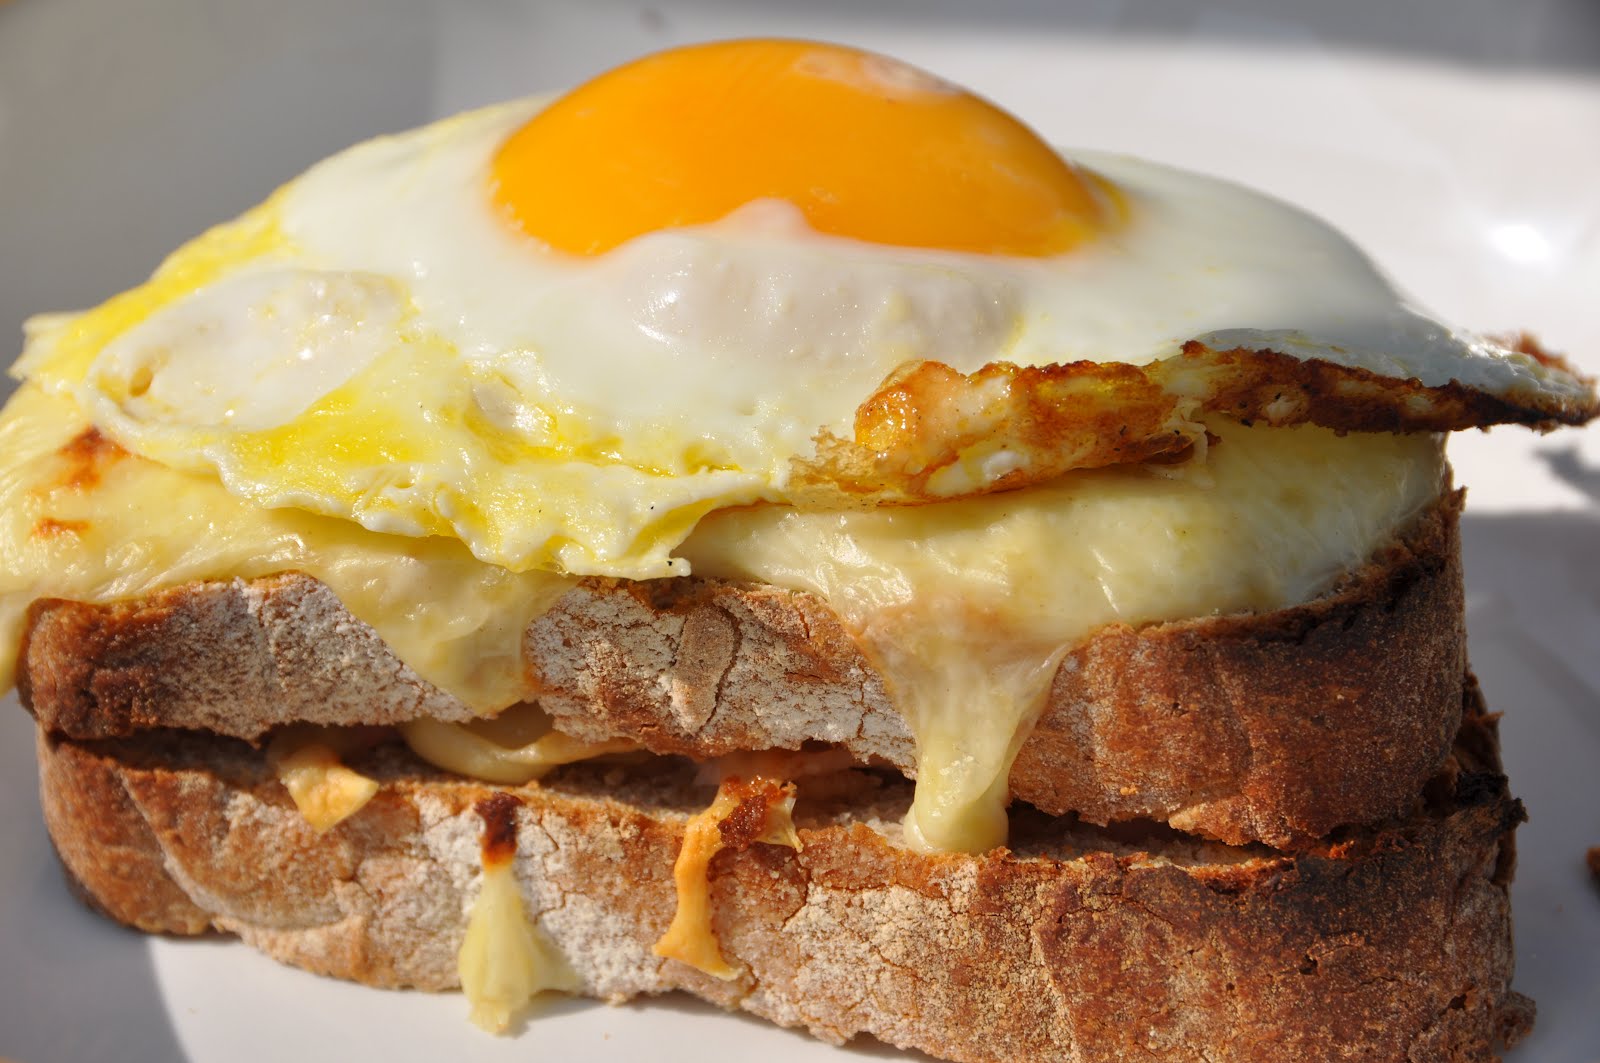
[{"x1": 2, "y1": 2, "x2": 1598, "y2": 1060}]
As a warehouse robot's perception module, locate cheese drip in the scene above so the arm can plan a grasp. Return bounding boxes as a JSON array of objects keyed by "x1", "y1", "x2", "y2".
[
  {"x1": 654, "y1": 775, "x2": 800, "y2": 978},
  {"x1": 459, "y1": 853, "x2": 579, "y2": 1032},
  {"x1": 0, "y1": 385, "x2": 571, "y2": 709},
  {"x1": 267, "y1": 732, "x2": 380, "y2": 833},
  {"x1": 679, "y1": 418, "x2": 1444, "y2": 852}
]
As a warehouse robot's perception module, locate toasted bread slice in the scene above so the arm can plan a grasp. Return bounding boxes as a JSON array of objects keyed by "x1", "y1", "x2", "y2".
[
  {"x1": 39, "y1": 677, "x2": 1527, "y2": 1062},
  {"x1": 19, "y1": 490, "x2": 1464, "y2": 849}
]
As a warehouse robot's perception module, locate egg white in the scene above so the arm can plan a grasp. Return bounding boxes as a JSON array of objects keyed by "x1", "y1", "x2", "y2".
[{"x1": 18, "y1": 96, "x2": 1575, "y2": 579}]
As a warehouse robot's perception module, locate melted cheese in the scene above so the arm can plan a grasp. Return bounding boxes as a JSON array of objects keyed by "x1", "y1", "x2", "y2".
[
  {"x1": 0, "y1": 384, "x2": 571, "y2": 709},
  {"x1": 0, "y1": 385, "x2": 1441, "y2": 854},
  {"x1": 680, "y1": 418, "x2": 1444, "y2": 852},
  {"x1": 400, "y1": 701, "x2": 637, "y2": 784},
  {"x1": 654, "y1": 776, "x2": 800, "y2": 979},
  {"x1": 267, "y1": 734, "x2": 380, "y2": 833},
  {"x1": 459, "y1": 855, "x2": 579, "y2": 1033}
]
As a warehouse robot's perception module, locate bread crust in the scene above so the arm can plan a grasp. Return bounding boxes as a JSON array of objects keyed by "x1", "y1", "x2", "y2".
[
  {"x1": 37, "y1": 684, "x2": 1529, "y2": 1063},
  {"x1": 18, "y1": 491, "x2": 1465, "y2": 849}
]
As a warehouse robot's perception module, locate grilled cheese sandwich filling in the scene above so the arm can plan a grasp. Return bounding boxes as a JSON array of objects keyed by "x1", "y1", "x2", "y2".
[
  {"x1": 266, "y1": 734, "x2": 380, "y2": 833},
  {"x1": 399, "y1": 702, "x2": 637, "y2": 785},
  {"x1": 0, "y1": 387, "x2": 1441, "y2": 852}
]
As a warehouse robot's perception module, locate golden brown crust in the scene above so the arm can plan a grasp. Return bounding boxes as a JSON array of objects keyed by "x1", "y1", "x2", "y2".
[
  {"x1": 39, "y1": 733, "x2": 213, "y2": 936},
  {"x1": 18, "y1": 576, "x2": 479, "y2": 738},
  {"x1": 17, "y1": 491, "x2": 1467, "y2": 849},
  {"x1": 1021, "y1": 486, "x2": 1466, "y2": 845},
  {"x1": 788, "y1": 343, "x2": 1598, "y2": 505},
  {"x1": 37, "y1": 692, "x2": 1529, "y2": 1063}
]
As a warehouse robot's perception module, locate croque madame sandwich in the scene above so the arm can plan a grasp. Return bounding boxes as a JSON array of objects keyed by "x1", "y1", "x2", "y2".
[{"x1": 5, "y1": 39, "x2": 1596, "y2": 1062}]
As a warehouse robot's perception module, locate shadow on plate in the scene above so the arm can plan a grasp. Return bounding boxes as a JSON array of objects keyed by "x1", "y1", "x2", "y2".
[
  {"x1": 0, "y1": 705, "x2": 190, "y2": 1063},
  {"x1": 1461, "y1": 509, "x2": 1600, "y2": 1061}
]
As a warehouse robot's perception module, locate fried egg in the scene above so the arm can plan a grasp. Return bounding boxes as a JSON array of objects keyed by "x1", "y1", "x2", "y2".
[{"x1": 14, "y1": 39, "x2": 1592, "y2": 580}]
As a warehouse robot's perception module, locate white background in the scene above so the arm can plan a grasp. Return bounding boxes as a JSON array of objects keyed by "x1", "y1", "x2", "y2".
[{"x1": 1, "y1": 1, "x2": 1597, "y2": 1060}]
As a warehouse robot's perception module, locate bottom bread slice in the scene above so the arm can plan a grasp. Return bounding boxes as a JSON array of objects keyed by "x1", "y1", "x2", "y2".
[{"x1": 38, "y1": 686, "x2": 1530, "y2": 1063}]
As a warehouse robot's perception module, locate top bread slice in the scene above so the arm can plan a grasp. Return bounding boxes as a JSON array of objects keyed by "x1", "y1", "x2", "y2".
[{"x1": 17, "y1": 488, "x2": 1466, "y2": 849}]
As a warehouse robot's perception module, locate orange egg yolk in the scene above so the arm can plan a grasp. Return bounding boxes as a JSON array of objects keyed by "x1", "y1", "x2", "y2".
[{"x1": 491, "y1": 39, "x2": 1108, "y2": 257}]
